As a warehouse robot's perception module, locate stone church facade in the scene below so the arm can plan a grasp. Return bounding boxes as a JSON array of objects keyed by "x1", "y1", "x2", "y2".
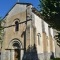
[{"x1": 0, "y1": 3, "x2": 55, "y2": 60}]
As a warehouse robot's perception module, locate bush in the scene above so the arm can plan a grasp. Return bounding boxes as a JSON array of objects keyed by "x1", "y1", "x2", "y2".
[{"x1": 52, "y1": 58, "x2": 60, "y2": 60}]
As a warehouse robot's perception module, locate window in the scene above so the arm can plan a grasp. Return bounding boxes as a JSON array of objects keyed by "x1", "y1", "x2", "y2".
[
  {"x1": 15, "y1": 21, "x2": 19, "y2": 31},
  {"x1": 37, "y1": 33, "x2": 41, "y2": 45}
]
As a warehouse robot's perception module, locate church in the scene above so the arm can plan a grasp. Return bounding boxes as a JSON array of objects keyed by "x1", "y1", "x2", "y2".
[{"x1": 0, "y1": 2, "x2": 55, "y2": 60}]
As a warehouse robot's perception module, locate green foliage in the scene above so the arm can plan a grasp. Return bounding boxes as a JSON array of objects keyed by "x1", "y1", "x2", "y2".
[
  {"x1": 0, "y1": 17, "x2": 4, "y2": 40},
  {"x1": 39, "y1": 0, "x2": 60, "y2": 30},
  {"x1": 22, "y1": 44, "x2": 39, "y2": 60},
  {"x1": 54, "y1": 32, "x2": 60, "y2": 47},
  {"x1": 52, "y1": 58, "x2": 60, "y2": 60},
  {"x1": 39, "y1": 0, "x2": 60, "y2": 46}
]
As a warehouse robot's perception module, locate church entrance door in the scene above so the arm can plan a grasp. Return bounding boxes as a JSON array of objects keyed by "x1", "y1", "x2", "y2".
[
  {"x1": 14, "y1": 49, "x2": 20, "y2": 60},
  {"x1": 13, "y1": 42, "x2": 21, "y2": 60}
]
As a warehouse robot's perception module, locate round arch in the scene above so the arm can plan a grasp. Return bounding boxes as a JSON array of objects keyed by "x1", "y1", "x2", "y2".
[
  {"x1": 7, "y1": 38, "x2": 23, "y2": 60},
  {"x1": 14, "y1": 18, "x2": 20, "y2": 23},
  {"x1": 11, "y1": 18, "x2": 20, "y2": 25},
  {"x1": 8, "y1": 38, "x2": 23, "y2": 49}
]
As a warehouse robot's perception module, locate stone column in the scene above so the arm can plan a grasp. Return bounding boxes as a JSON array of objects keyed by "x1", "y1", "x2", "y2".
[
  {"x1": 1, "y1": 50, "x2": 6, "y2": 60},
  {"x1": 21, "y1": 50, "x2": 24, "y2": 60},
  {"x1": 10, "y1": 50, "x2": 14, "y2": 60},
  {"x1": 8, "y1": 50, "x2": 10, "y2": 60}
]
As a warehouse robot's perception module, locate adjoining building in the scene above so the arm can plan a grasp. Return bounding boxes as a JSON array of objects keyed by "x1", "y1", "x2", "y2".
[{"x1": 0, "y1": 2, "x2": 55, "y2": 60}]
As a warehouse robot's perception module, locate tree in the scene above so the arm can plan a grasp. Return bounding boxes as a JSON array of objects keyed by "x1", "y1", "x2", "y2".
[
  {"x1": 54, "y1": 32, "x2": 60, "y2": 46},
  {"x1": 39, "y1": 0, "x2": 60, "y2": 30},
  {"x1": 39, "y1": 0, "x2": 60, "y2": 46},
  {"x1": 22, "y1": 44, "x2": 39, "y2": 60},
  {"x1": 0, "y1": 18, "x2": 4, "y2": 40}
]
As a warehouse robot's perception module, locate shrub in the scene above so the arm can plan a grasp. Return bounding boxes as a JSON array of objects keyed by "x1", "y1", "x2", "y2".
[{"x1": 52, "y1": 58, "x2": 60, "y2": 60}]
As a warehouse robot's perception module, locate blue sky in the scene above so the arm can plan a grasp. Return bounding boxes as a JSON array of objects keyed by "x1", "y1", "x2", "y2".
[{"x1": 0, "y1": 0, "x2": 40, "y2": 18}]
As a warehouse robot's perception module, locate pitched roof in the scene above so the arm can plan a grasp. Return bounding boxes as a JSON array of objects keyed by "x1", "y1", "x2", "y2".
[
  {"x1": 3, "y1": 2, "x2": 43, "y2": 20},
  {"x1": 32, "y1": 7, "x2": 44, "y2": 19},
  {"x1": 3, "y1": 2, "x2": 32, "y2": 19}
]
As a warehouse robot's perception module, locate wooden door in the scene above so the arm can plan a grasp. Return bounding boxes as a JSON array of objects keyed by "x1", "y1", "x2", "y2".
[{"x1": 14, "y1": 49, "x2": 20, "y2": 60}]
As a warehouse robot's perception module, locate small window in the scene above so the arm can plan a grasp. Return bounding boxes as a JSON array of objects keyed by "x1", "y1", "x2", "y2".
[
  {"x1": 37, "y1": 33, "x2": 41, "y2": 45},
  {"x1": 15, "y1": 21, "x2": 19, "y2": 31}
]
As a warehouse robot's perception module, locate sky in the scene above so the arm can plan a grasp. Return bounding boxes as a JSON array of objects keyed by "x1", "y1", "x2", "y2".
[{"x1": 0, "y1": 0, "x2": 40, "y2": 18}]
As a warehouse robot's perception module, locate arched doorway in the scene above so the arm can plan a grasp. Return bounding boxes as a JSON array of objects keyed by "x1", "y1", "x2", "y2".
[
  {"x1": 8, "y1": 39, "x2": 23, "y2": 60},
  {"x1": 13, "y1": 42, "x2": 20, "y2": 60}
]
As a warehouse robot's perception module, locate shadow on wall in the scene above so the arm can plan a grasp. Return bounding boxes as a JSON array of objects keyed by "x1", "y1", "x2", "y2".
[
  {"x1": 50, "y1": 52, "x2": 54, "y2": 60},
  {"x1": 22, "y1": 44, "x2": 39, "y2": 60}
]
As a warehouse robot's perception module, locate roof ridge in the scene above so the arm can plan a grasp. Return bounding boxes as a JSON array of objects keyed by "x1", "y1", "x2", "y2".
[{"x1": 16, "y1": 2, "x2": 32, "y2": 5}]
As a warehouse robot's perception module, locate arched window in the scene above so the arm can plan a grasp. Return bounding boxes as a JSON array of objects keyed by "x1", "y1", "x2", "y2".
[
  {"x1": 15, "y1": 21, "x2": 19, "y2": 31},
  {"x1": 37, "y1": 33, "x2": 41, "y2": 45}
]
